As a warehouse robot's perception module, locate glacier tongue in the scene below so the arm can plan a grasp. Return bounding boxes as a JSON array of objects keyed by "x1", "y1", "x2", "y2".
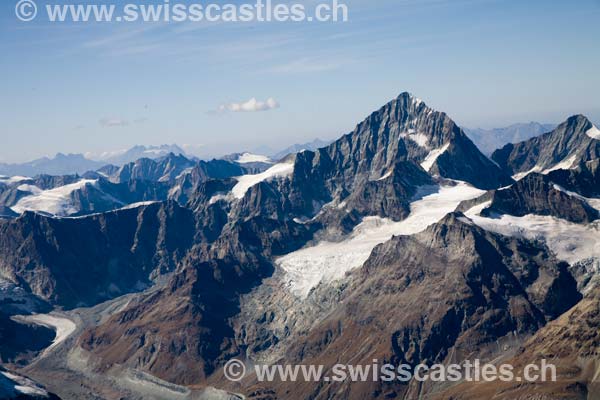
[{"x1": 278, "y1": 182, "x2": 485, "y2": 298}]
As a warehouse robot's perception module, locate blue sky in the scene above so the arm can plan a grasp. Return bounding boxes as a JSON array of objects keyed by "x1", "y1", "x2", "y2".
[{"x1": 1, "y1": 0, "x2": 599, "y2": 162}]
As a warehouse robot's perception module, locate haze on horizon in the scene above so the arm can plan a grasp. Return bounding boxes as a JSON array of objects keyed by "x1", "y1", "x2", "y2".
[{"x1": 1, "y1": 0, "x2": 599, "y2": 163}]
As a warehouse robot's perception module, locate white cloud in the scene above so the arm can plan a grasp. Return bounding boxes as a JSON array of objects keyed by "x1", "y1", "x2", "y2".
[{"x1": 218, "y1": 97, "x2": 280, "y2": 113}]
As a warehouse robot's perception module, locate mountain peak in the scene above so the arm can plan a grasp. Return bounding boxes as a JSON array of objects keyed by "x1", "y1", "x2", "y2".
[
  {"x1": 393, "y1": 91, "x2": 428, "y2": 111},
  {"x1": 295, "y1": 92, "x2": 512, "y2": 192},
  {"x1": 564, "y1": 114, "x2": 591, "y2": 128},
  {"x1": 396, "y1": 91, "x2": 422, "y2": 103},
  {"x1": 492, "y1": 114, "x2": 600, "y2": 176}
]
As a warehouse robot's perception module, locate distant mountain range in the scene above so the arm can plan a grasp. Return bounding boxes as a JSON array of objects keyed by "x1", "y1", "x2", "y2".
[
  {"x1": 0, "y1": 126, "x2": 569, "y2": 179},
  {"x1": 0, "y1": 145, "x2": 190, "y2": 178},
  {"x1": 463, "y1": 122, "x2": 557, "y2": 155},
  {"x1": 0, "y1": 142, "x2": 333, "y2": 179},
  {"x1": 269, "y1": 138, "x2": 333, "y2": 160},
  {"x1": 0, "y1": 153, "x2": 105, "y2": 178},
  {"x1": 86, "y1": 144, "x2": 190, "y2": 166}
]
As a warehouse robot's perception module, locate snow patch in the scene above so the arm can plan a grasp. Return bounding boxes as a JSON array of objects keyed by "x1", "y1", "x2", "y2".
[
  {"x1": 400, "y1": 132, "x2": 429, "y2": 148},
  {"x1": 457, "y1": 216, "x2": 474, "y2": 225},
  {"x1": 0, "y1": 176, "x2": 30, "y2": 185},
  {"x1": 16, "y1": 184, "x2": 43, "y2": 194},
  {"x1": 512, "y1": 154, "x2": 579, "y2": 180},
  {"x1": 232, "y1": 162, "x2": 294, "y2": 199},
  {"x1": 168, "y1": 184, "x2": 181, "y2": 198},
  {"x1": 0, "y1": 372, "x2": 49, "y2": 398},
  {"x1": 464, "y1": 200, "x2": 492, "y2": 217},
  {"x1": 420, "y1": 143, "x2": 450, "y2": 172},
  {"x1": 0, "y1": 279, "x2": 41, "y2": 314},
  {"x1": 11, "y1": 179, "x2": 97, "y2": 216},
  {"x1": 467, "y1": 213, "x2": 600, "y2": 265},
  {"x1": 236, "y1": 153, "x2": 272, "y2": 164},
  {"x1": 512, "y1": 168, "x2": 541, "y2": 181},
  {"x1": 586, "y1": 124, "x2": 600, "y2": 140},
  {"x1": 119, "y1": 201, "x2": 158, "y2": 210},
  {"x1": 278, "y1": 182, "x2": 485, "y2": 298},
  {"x1": 377, "y1": 170, "x2": 393, "y2": 181},
  {"x1": 543, "y1": 154, "x2": 578, "y2": 173},
  {"x1": 175, "y1": 167, "x2": 193, "y2": 179},
  {"x1": 208, "y1": 193, "x2": 232, "y2": 205},
  {"x1": 553, "y1": 184, "x2": 600, "y2": 211}
]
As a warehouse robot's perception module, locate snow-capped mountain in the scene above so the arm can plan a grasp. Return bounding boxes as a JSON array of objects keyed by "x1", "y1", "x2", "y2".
[
  {"x1": 220, "y1": 152, "x2": 274, "y2": 173},
  {"x1": 0, "y1": 153, "x2": 251, "y2": 218},
  {"x1": 0, "y1": 176, "x2": 170, "y2": 217},
  {"x1": 464, "y1": 122, "x2": 556, "y2": 155},
  {"x1": 1, "y1": 93, "x2": 599, "y2": 400},
  {"x1": 105, "y1": 152, "x2": 196, "y2": 183},
  {"x1": 492, "y1": 115, "x2": 600, "y2": 179},
  {"x1": 88, "y1": 144, "x2": 189, "y2": 166}
]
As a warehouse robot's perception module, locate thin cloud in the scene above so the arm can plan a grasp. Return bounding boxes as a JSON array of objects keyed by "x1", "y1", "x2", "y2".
[
  {"x1": 99, "y1": 118, "x2": 130, "y2": 127},
  {"x1": 218, "y1": 98, "x2": 280, "y2": 113},
  {"x1": 99, "y1": 117, "x2": 148, "y2": 127}
]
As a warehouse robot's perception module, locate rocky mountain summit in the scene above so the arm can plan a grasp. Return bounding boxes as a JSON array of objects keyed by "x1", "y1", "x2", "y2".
[
  {"x1": 492, "y1": 115, "x2": 600, "y2": 178},
  {"x1": 297, "y1": 92, "x2": 512, "y2": 191},
  {"x1": 0, "y1": 93, "x2": 599, "y2": 399}
]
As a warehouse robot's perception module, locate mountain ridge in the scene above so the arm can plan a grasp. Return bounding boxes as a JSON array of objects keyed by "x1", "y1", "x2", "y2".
[
  {"x1": 492, "y1": 114, "x2": 600, "y2": 178},
  {"x1": 1, "y1": 92, "x2": 598, "y2": 400}
]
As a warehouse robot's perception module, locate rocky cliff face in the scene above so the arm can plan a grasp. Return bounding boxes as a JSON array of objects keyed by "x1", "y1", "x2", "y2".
[
  {"x1": 480, "y1": 173, "x2": 599, "y2": 223},
  {"x1": 492, "y1": 115, "x2": 600, "y2": 176},
  {"x1": 0, "y1": 201, "x2": 197, "y2": 308},
  {"x1": 291, "y1": 93, "x2": 511, "y2": 200},
  {"x1": 108, "y1": 153, "x2": 196, "y2": 183},
  {"x1": 239, "y1": 213, "x2": 581, "y2": 399},
  {"x1": 252, "y1": 93, "x2": 512, "y2": 225},
  {"x1": 546, "y1": 158, "x2": 600, "y2": 197},
  {"x1": 108, "y1": 153, "x2": 246, "y2": 185},
  {"x1": 80, "y1": 253, "x2": 270, "y2": 385},
  {"x1": 435, "y1": 287, "x2": 600, "y2": 400}
]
